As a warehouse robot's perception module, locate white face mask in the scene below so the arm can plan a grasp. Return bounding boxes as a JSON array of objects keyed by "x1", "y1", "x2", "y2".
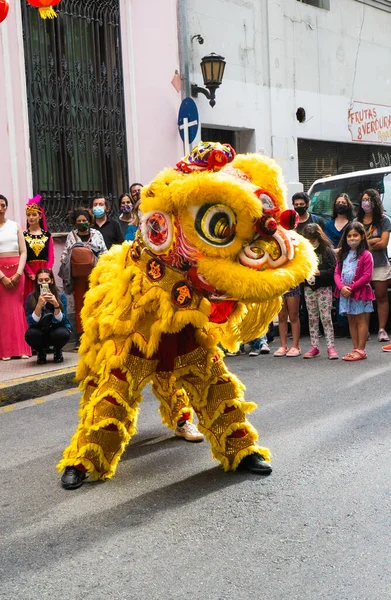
[{"x1": 347, "y1": 239, "x2": 360, "y2": 249}]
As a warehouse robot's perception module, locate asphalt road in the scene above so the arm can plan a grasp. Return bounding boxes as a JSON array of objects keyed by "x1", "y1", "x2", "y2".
[{"x1": 1, "y1": 337, "x2": 390, "y2": 600}]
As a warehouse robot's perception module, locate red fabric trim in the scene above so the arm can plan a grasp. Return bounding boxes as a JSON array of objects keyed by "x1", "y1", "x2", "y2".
[
  {"x1": 209, "y1": 300, "x2": 237, "y2": 324},
  {"x1": 105, "y1": 395, "x2": 120, "y2": 406},
  {"x1": 131, "y1": 324, "x2": 199, "y2": 372},
  {"x1": 111, "y1": 369, "x2": 127, "y2": 381},
  {"x1": 229, "y1": 428, "x2": 247, "y2": 438}
]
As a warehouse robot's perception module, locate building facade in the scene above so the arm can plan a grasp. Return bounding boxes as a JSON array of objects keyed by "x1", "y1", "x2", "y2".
[
  {"x1": 0, "y1": 0, "x2": 183, "y2": 229},
  {"x1": 184, "y1": 0, "x2": 391, "y2": 196},
  {"x1": 2, "y1": 0, "x2": 391, "y2": 231}
]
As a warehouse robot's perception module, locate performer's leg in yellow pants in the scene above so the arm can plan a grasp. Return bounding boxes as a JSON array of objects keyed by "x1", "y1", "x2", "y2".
[
  {"x1": 176, "y1": 355, "x2": 270, "y2": 471},
  {"x1": 57, "y1": 368, "x2": 143, "y2": 480},
  {"x1": 58, "y1": 351, "x2": 270, "y2": 480}
]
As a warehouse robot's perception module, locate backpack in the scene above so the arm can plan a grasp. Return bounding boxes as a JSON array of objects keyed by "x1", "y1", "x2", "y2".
[{"x1": 70, "y1": 232, "x2": 95, "y2": 277}]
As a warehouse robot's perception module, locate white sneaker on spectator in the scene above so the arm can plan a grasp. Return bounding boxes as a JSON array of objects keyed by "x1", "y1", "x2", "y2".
[
  {"x1": 248, "y1": 348, "x2": 260, "y2": 356},
  {"x1": 378, "y1": 328, "x2": 389, "y2": 342},
  {"x1": 260, "y1": 342, "x2": 270, "y2": 354},
  {"x1": 175, "y1": 421, "x2": 204, "y2": 442}
]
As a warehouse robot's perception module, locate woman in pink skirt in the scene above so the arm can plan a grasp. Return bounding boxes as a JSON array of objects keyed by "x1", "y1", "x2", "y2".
[{"x1": 0, "y1": 194, "x2": 31, "y2": 360}]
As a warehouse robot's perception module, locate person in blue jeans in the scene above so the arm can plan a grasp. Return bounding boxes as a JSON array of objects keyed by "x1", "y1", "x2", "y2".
[{"x1": 226, "y1": 334, "x2": 270, "y2": 357}]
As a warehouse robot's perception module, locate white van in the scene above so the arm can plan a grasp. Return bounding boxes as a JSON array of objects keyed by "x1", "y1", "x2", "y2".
[{"x1": 308, "y1": 167, "x2": 391, "y2": 220}]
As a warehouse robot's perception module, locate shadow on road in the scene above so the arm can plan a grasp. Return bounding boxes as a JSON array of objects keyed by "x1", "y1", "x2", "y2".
[{"x1": 0, "y1": 463, "x2": 262, "y2": 582}]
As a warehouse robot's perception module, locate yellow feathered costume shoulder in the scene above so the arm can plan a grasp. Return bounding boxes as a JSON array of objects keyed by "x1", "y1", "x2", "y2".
[{"x1": 78, "y1": 142, "x2": 316, "y2": 377}]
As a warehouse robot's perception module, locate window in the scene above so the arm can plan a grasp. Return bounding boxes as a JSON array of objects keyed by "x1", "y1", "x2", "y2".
[
  {"x1": 355, "y1": 0, "x2": 391, "y2": 13},
  {"x1": 297, "y1": 0, "x2": 330, "y2": 9},
  {"x1": 22, "y1": 0, "x2": 129, "y2": 232}
]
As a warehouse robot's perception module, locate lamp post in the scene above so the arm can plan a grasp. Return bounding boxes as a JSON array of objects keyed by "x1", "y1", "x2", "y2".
[{"x1": 191, "y1": 53, "x2": 226, "y2": 108}]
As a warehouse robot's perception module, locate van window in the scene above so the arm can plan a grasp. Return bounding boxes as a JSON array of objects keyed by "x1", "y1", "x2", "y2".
[{"x1": 309, "y1": 172, "x2": 391, "y2": 220}]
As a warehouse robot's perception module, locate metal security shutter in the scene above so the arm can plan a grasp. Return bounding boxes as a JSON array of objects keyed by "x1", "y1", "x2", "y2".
[
  {"x1": 298, "y1": 139, "x2": 391, "y2": 191},
  {"x1": 368, "y1": 145, "x2": 391, "y2": 168},
  {"x1": 298, "y1": 140, "x2": 338, "y2": 191}
]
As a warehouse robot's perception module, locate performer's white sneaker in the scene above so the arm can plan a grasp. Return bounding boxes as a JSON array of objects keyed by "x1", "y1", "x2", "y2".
[{"x1": 175, "y1": 421, "x2": 204, "y2": 442}]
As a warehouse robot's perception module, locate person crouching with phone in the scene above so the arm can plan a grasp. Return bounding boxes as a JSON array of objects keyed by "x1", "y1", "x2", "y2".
[{"x1": 25, "y1": 268, "x2": 71, "y2": 364}]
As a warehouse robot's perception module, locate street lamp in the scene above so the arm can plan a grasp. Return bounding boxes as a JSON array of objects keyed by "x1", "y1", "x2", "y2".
[{"x1": 191, "y1": 53, "x2": 226, "y2": 108}]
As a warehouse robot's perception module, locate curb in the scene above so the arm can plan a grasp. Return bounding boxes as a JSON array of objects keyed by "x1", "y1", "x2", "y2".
[{"x1": 0, "y1": 366, "x2": 77, "y2": 407}]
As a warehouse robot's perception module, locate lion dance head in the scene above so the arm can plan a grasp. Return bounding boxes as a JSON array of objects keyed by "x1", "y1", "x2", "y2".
[{"x1": 134, "y1": 141, "x2": 316, "y2": 349}]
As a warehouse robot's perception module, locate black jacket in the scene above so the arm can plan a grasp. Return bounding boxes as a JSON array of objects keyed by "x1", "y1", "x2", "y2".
[{"x1": 305, "y1": 247, "x2": 336, "y2": 290}]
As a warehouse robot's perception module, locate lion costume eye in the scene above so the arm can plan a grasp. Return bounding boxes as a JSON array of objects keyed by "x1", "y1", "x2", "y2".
[{"x1": 195, "y1": 204, "x2": 236, "y2": 246}]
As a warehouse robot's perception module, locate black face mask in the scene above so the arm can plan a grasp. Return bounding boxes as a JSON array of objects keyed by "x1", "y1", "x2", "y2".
[
  {"x1": 295, "y1": 206, "x2": 307, "y2": 216},
  {"x1": 335, "y1": 204, "x2": 348, "y2": 215}
]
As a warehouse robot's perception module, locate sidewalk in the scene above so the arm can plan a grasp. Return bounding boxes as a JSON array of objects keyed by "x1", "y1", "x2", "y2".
[{"x1": 0, "y1": 350, "x2": 79, "y2": 407}]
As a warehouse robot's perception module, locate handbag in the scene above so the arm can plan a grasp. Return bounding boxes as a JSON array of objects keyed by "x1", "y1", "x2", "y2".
[{"x1": 70, "y1": 232, "x2": 95, "y2": 277}]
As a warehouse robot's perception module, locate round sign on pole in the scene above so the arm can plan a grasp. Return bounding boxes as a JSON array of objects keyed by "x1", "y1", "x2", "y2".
[{"x1": 178, "y1": 97, "x2": 199, "y2": 144}]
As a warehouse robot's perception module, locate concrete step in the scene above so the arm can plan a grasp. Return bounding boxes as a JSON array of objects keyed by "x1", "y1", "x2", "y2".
[{"x1": 0, "y1": 352, "x2": 79, "y2": 406}]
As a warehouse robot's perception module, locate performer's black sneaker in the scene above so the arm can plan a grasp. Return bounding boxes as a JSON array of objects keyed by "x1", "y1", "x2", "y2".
[
  {"x1": 61, "y1": 467, "x2": 87, "y2": 490},
  {"x1": 237, "y1": 453, "x2": 272, "y2": 475}
]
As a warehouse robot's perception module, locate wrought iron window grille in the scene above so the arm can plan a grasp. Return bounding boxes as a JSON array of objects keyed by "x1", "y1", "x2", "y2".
[{"x1": 22, "y1": 0, "x2": 129, "y2": 232}]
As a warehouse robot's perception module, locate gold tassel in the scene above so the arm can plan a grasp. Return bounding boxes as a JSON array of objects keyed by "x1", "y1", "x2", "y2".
[{"x1": 38, "y1": 7, "x2": 58, "y2": 19}]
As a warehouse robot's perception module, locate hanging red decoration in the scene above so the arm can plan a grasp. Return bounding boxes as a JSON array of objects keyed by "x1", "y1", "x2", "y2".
[
  {"x1": 0, "y1": 0, "x2": 10, "y2": 24},
  {"x1": 26, "y1": 0, "x2": 62, "y2": 20}
]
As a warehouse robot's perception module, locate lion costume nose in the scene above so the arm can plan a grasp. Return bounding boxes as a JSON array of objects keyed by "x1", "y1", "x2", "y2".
[
  {"x1": 279, "y1": 209, "x2": 299, "y2": 230},
  {"x1": 254, "y1": 209, "x2": 298, "y2": 236}
]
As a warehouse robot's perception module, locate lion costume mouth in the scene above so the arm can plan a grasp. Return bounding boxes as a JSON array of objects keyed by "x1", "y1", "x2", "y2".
[{"x1": 187, "y1": 267, "x2": 233, "y2": 301}]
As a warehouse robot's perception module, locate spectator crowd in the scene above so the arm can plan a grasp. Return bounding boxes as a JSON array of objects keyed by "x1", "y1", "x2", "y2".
[
  {"x1": 0, "y1": 185, "x2": 141, "y2": 362},
  {"x1": 1, "y1": 185, "x2": 391, "y2": 365}
]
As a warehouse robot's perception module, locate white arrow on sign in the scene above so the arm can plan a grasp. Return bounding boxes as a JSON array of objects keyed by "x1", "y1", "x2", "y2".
[{"x1": 179, "y1": 117, "x2": 198, "y2": 155}]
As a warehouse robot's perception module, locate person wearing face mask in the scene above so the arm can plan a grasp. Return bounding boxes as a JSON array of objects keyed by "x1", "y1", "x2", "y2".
[
  {"x1": 356, "y1": 188, "x2": 391, "y2": 343},
  {"x1": 334, "y1": 222, "x2": 375, "y2": 361},
  {"x1": 90, "y1": 194, "x2": 124, "y2": 250},
  {"x1": 118, "y1": 192, "x2": 141, "y2": 241},
  {"x1": 292, "y1": 192, "x2": 325, "y2": 235},
  {"x1": 292, "y1": 192, "x2": 325, "y2": 339},
  {"x1": 130, "y1": 182, "x2": 143, "y2": 205},
  {"x1": 302, "y1": 223, "x2": 338, "y2": 359},
  {"x1": 59, "y1": 208, "x2": 107, "y2": 348},
  {"x1": 325, "y1": 193, "x2": 354, "y2": 250}
]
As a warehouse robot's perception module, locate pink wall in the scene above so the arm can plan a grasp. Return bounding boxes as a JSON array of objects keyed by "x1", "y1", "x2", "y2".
[
  {"x1": 0, "y1": 2, "x2": 33, "y2": 223},
  {"x1": 122, "y1": 0, "x2": 184, "y2": 186}
]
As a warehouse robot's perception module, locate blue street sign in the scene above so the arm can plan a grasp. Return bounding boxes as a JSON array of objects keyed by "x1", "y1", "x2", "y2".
[{"x1": 178, "y1": 97, "x2": 199, "y2": 144}]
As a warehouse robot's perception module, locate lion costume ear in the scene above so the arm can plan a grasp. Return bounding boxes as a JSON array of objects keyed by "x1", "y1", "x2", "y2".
[
  {"x1": 140, "y1": 168, "x2": 182, "y2": 215},
  {"x1": 230, "y1": 153, "x2": 287, "y2": 212}
]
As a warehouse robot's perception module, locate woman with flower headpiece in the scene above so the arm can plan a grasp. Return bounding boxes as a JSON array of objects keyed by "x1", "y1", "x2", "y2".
[
  {"x1": 0, "y1": 194, "x2": 31, "y2": 360},
  {"x1": 23, "y1": 195, "x2": 55, "y2": 303}
]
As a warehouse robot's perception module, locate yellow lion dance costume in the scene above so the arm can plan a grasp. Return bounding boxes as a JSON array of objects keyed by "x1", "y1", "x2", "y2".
[{"x1": 58, "y1": 142, "x2": 316, "y2": 488}]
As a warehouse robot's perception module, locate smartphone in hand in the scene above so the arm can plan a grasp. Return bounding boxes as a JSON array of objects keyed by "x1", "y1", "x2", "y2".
[{"x1": 40, "y1": 283, "x2": 50, "y2": 295}]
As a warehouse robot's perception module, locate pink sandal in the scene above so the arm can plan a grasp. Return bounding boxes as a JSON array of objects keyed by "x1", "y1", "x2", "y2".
[
  {"x1": 274, "y1": 346, "x2": 288, "y2": 357},
  {"x1": 286, "y1": 347, "x2": 301, "y2": 357},
  {"x1": 343, "y1": 349, "x2": 367, "y2": 362}
]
